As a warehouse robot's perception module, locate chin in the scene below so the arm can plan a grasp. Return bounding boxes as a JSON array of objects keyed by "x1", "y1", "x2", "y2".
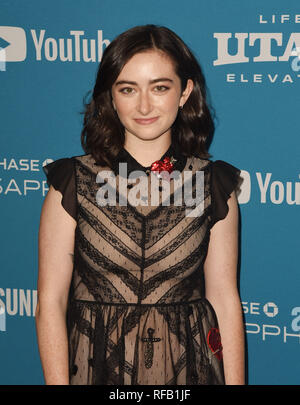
[{"x1": 125, "y1": 128, "x2": 167, "y2": 139}]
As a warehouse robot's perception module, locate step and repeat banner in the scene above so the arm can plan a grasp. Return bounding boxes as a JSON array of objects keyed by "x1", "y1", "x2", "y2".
[{"x1": 0, "y1": 0, "x2": 299, "y2": 385}]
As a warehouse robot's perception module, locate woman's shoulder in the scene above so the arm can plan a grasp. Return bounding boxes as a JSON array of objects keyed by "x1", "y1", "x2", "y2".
[
  {"x1": 208, "y1": 159, "x2": 242, "y2": 192},
  {"x1": 191, "y1": 156, "x2": 240, "y2": 176},
  {"x1": 203, "y1": 157, "x2": 243, "y2": 227},
  {"x1": 71, "y1": 152, "x2": 92, "y2": 163},
  {"x1": 75, "y1": 152, "x2": 114, "y2": 171}
]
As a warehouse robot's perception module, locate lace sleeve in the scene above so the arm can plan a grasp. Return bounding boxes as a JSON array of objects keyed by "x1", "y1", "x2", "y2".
[
  {"x1": 210, "y1": 160, "x2": 242, "y2": 228},
  {"x1": 43, "y1": 157, "x2": 77, "y2": 221}
]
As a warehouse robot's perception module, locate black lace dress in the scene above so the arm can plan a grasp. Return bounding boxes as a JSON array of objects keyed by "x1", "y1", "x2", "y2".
[{"x1": 42, "y1": 141, "x2": 241, "y2": 385}]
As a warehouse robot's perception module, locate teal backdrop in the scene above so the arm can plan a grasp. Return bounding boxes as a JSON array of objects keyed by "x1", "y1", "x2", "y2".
[{"x1": 0, "y1": 0, "x2": 299, "y2": 385}]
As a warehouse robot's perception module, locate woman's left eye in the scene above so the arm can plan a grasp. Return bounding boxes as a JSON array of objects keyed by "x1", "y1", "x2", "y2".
[
  {"x1": 120, "y1": 87, "x2": 134, "y2": 94},
  {"x1": 154, "y1": 85, "x2": 169, "y2": 92}
]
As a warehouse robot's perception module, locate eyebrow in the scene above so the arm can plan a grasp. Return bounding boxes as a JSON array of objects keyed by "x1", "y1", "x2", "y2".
[{"x1": 114, "y1": 78, "x2": 174, "y2": 86}]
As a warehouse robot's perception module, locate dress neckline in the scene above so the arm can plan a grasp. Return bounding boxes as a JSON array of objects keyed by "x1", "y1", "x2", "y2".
[{"x1": 111, "y1": 139, "x2": 188, "y2": 178}]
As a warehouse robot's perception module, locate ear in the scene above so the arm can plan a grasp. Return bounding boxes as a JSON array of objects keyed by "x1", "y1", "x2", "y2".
[{"x1": 179, "y1": 79, "x2": 194, "y2": 107}]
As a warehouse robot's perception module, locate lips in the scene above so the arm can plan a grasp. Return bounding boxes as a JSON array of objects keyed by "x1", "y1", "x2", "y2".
[{"x1": 134, "y1": 117, "x2": 159, "y2": 125}]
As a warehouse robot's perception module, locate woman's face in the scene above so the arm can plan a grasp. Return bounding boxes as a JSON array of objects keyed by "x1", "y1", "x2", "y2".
[{"x1": 111, "y1": 50, "x2": 193, "y2": 142}]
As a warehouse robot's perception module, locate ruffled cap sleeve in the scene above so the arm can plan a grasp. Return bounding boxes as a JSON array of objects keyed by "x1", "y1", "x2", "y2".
[
  {"x1": 210, "y1": 160, "x2": 242, "y2": 228},
  {"x1": 43, "y1": 157, "x2": 77, "y2": 221}
]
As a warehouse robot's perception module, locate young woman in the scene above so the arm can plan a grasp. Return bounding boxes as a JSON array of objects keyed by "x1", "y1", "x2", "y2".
[{"x1": 36, "y1": 24, "x2": 245, "y2": 385}]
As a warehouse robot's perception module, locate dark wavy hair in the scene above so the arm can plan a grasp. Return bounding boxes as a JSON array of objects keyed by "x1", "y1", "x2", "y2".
[{"x1": 80, "y1": 24, "x2": 215, "y2": 167}]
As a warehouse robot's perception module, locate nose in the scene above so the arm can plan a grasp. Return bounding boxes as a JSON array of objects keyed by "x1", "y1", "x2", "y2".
[{"x1": 137, "y1": 90, "x2": 153, "y2": 116}]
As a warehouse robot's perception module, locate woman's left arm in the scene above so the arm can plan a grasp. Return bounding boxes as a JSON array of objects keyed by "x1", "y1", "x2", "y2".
[{"x1": 204, "y1": 189, "x2": 245, "y2": 385}]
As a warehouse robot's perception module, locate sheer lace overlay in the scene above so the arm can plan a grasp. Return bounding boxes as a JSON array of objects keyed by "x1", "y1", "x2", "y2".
[{"x1": 43, "y1": 148, "x2": 241, "y2": 385}]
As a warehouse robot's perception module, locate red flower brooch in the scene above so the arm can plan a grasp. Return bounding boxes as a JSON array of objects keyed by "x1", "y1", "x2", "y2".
[
  {"x1": 207, "y1": 328, "x2": 223, "y2": 361},
  {"x1": 150, "y1": 156, "x2": 177, "y2": 181}
]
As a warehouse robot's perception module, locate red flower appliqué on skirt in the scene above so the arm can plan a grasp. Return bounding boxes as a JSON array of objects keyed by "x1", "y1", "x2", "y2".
[{"x1": 207, "y1": 328, "x2": 223, "y2": 361}]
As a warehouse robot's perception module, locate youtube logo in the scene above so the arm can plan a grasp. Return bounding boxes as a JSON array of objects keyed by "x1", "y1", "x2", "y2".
[{"x1": 0, "y1": 26, "x2": 110, "y2": 66}]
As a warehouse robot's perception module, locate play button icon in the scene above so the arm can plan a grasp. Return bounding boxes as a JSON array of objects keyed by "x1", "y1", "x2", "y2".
[{"x1": 0, "y1": 26, "x2": 26, "y2": 62}]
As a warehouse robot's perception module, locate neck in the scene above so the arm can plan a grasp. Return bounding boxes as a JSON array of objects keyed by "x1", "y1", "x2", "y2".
[{"x1": 123, "y1": 132, "x2": 172, "y2": 167}]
